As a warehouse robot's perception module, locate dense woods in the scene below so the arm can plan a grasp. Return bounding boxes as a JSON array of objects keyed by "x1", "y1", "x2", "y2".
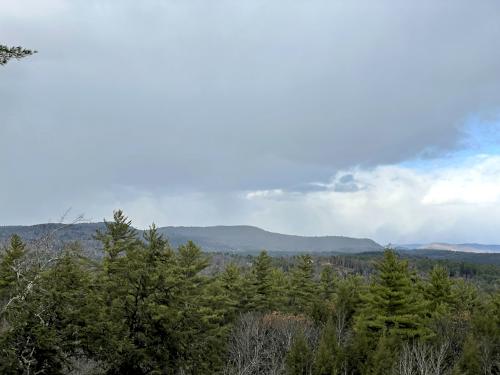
[{"x1": 1, "y1": 211, "x2": 500, "y2": 374}]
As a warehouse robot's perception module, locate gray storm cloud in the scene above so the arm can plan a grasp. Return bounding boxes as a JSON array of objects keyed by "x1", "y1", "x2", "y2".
[{"x1": 2, "y1": 0, "x2": 500, "y2": 228}]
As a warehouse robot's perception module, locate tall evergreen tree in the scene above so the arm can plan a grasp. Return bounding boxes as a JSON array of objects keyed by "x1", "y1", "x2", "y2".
[
  {"x1": 355, "y1": 250, "x2": 428, "y2": 340},
  {"x1": 451, "y1": 279, "x2": 478, "y2": 316},
  {"x1": 286, "y1": 332, "x2": 313, "y2": 375},
  {"x1": 365, "y1": 334, "x2": 399, "y2": 375},
  {"x1": 334, "y1": 276, "x2": 363, "y2": 328},
  {"x1": 314, "y1": 319, "x2": 343, "y2": 375},
  {"x1": 455, "y1": 292, "x2": 500, "y2": 374},
  {"x1": 319, "y1": 266, "x2": 336, "y2": 301},
  {"x1": 269, "y1": 267, "x2": 289, "y2": 311},
  {"x1": 426, "y1": 265, "x2": 455, "y2": 315},
  {"x1": 289, "y1": 255, "x2": 317, "y2": 313},
  {"x1": 248, "y1": 250, "x2": 275, "y2": 311},
  {"x1": 454, "y1": 335, "x2": 482, "y2": 375},
  {"x1": 0, "y1": 234, "x2": 27, "y2": 302},
  {"x1": 218, "y1": 262, "x2": 248, "y2": 318},
  {"x1": 95, "y1": 209, "x2": 139, "y2": 261},
  {"x1": 94, "y1": 214, "x2": 228, "y2": 374}
]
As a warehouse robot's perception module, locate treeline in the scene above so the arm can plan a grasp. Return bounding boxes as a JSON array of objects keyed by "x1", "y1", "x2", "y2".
[
  {"x1": 0, "y1": 211, "x2": 499, "y2": 374},
  {"x1": 211, "y1": 251, "x2": 500, "y2": 292}
]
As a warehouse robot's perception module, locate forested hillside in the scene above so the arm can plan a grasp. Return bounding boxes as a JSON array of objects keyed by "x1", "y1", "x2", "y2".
[
  {"x1": 0, "y1": 223, "x2": 382, "y2": 256},
  {"x1": 1, "y1": 211, "x2": 499, "y2": 374}
]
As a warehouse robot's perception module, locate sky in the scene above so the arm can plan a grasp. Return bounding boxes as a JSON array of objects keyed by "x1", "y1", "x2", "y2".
[{"x1": 2, "y1": 0, "x2": 500, "y2": 244}]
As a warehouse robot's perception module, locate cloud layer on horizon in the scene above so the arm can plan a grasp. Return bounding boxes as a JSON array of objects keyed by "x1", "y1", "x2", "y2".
[
  {"x1": 243, "y1": 153, "x2": 500, "y2": 244},
  {"x1": 39, "y1": 149, "x2": 497, "y2": 245}
]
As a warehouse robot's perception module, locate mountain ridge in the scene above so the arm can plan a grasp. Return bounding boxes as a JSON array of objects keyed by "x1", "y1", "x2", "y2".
[
  {"x1": 0, "y1": 222, "x2": 383, "y2": 254},
  {"x1": 397, "y1": 242, "x2": 500, "y2": 253}
]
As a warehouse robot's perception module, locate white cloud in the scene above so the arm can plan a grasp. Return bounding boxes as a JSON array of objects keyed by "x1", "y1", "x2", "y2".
[
  {"x1": 246, "y1": 189, "x2": 284, "y2": 200},
  {"x1": 422, "y1": 155, "x2": 500, "y2": 205},
  {"x1": 243, "y1": 155, "x2": 500, "y2": 244}
]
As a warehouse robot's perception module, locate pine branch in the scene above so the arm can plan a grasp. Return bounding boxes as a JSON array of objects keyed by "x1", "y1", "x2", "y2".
[{"x1": 0, "y1": 45, "x2": 37, "y2": 66}]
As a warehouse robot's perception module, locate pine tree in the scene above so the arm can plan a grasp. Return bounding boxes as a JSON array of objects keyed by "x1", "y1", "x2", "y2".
[
  {"x1": 365, "y1": 334, "x2": 398, "y2": 375},
  {"x1": 314, "y1": 319, "x2": 342, "y2": 375},
  {"x1": 39, "y1": 247, "x2": 98, "y2": 360},
  {"x1": 455, "y1": 292, "x2": 500, "y2": 374},
  {"x1": 249, "y1": 250, "x2": 275, "y2": 311},
  {"x1": 334, "y1": 275, "x2": 363, "y2": 328},
  {"x1": 95, "y1": 209, "x2": 139, "y2": 261},
  {"x1": 451, "y1": 279, "x2": 478, "y2": 316},
  {"x1": 355, "y1": 250, "x2": 428, "y2": 340},
  {"x1": 94, "y1": 215, "x2": 229, "y2": 374},
  {"x1": 0, "y1": 45, "x2": 36, "y2": 65},
  {"x1": 167, "y1": 241, "x2": 228, "y2": 373},
  {"x1": 319, "y1": 266, "x2": 336, "y2": 301},
  {"x1": 270, "y1": 267, "x2": 289, "y2": 311},
  {"x1": 286, "y1": 332, "x2": 313, "y2": 375},
  {"x1": 94, "y1": 217, "x2": 170, "y2": 374},
  {"x1": 426, "y1": 265, "x2": 455, "y2": 315},
  {"x1": 289, "y1": 255, "x2": 317, "y2": 314},
  {"x1": 218, "y1": 262, "x2": 247, "y2": 318},
  {"x1": 455, "y1": 335, "x2": 482, "y2": 375},
  {"x1": 0, "y1": 234, "x2": 27, "y2": 302}
]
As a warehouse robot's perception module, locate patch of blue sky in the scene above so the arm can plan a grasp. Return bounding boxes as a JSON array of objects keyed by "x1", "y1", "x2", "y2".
[
  {"x1": 400, "y1": 117, "x2": 500, "y2": 172},
  {"x1": 459, "y1": 116, "x2": 500, "y2": 153}
]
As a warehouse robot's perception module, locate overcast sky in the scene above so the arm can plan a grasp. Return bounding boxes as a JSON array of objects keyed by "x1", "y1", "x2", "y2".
[{"x1": 2, "y1": 0, "x2": 500, "y2": 244}]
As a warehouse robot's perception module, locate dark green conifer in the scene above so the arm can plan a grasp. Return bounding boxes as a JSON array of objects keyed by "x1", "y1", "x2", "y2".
[
  {"x1": 95, "y1": 209, "x2": 139, "y2": 261},
  {"x1": 355, "y1": 250, "x2": 428, "y2": 340},
  {"x1": 426, "y1": 265, "x2": 455, "y2": 315},
  {"x1": 286, "y1": 332, "x2": 313, "y2": 375},
  {"x1": 366, "y1": 334, "x2": 398, "y2": 375},
  {"x1": 455, "y1": 335, "x2": 482, "y2": 375},
  {"x1": 319, "y1": 266, "x2": 336, "y2": 301},
  {"x1": 219, "y1": 262, "x2": 248, "y2": 316},
  {"x1": 0, "y1": 234, "x2": 27, "y2": 302},
  {"x1": 314, "y1": 319, "x2": 342, "y2": 375},
  {"x1": 289, "y1": 255, "x2": 317, "y2": 313},
  {"x1": 249, "y1": 250, "x2": 275, "y2": 311}
]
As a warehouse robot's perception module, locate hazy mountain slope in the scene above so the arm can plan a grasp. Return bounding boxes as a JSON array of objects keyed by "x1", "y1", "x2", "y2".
[
  {"x1": 157, "y1": 225, "x2": 382, "y2": 253},
  {"x1": 398, "y1": 242, "x2": 500, "y2": 253},
  {"x1": 0, "y1": 223, "x2": 382, "y2": 254},
  {"x1": 0, "y1": 223, "x2": 104, "y2": 244}
]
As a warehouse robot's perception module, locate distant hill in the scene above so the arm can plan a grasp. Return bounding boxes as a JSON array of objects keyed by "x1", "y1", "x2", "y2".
[
  {"x1": 397, "y1": 249, "x2": 500, "y2": 265},
  {"x1": 0, "y1": 223, "x2": 105, "y2": 257},
  {"x1": 157, "y1": 225, "x2": 382, "y2": 253},
  {"x1": 398, "y1": 242, "x2": 500, "y2": 253},
  {"x1": 0, "y1": 223, "x2": 383, "y2": 255}
]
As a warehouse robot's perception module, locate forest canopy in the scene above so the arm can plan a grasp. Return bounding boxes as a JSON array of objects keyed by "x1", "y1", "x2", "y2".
[{"x1": 1, "y1": 211, "x2": 499, "y2": 374}]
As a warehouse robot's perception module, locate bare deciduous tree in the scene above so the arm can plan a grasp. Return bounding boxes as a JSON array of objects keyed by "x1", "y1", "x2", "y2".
[
  {"x1": 224, "y1": 312, "x2": 319, "y2": 375},
  {"x1": 1, "y1": 211, "x2": 86, "y2": 316},
  {"x1": 394, "y1": 340, "x2": 450, "y2": 375}
]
